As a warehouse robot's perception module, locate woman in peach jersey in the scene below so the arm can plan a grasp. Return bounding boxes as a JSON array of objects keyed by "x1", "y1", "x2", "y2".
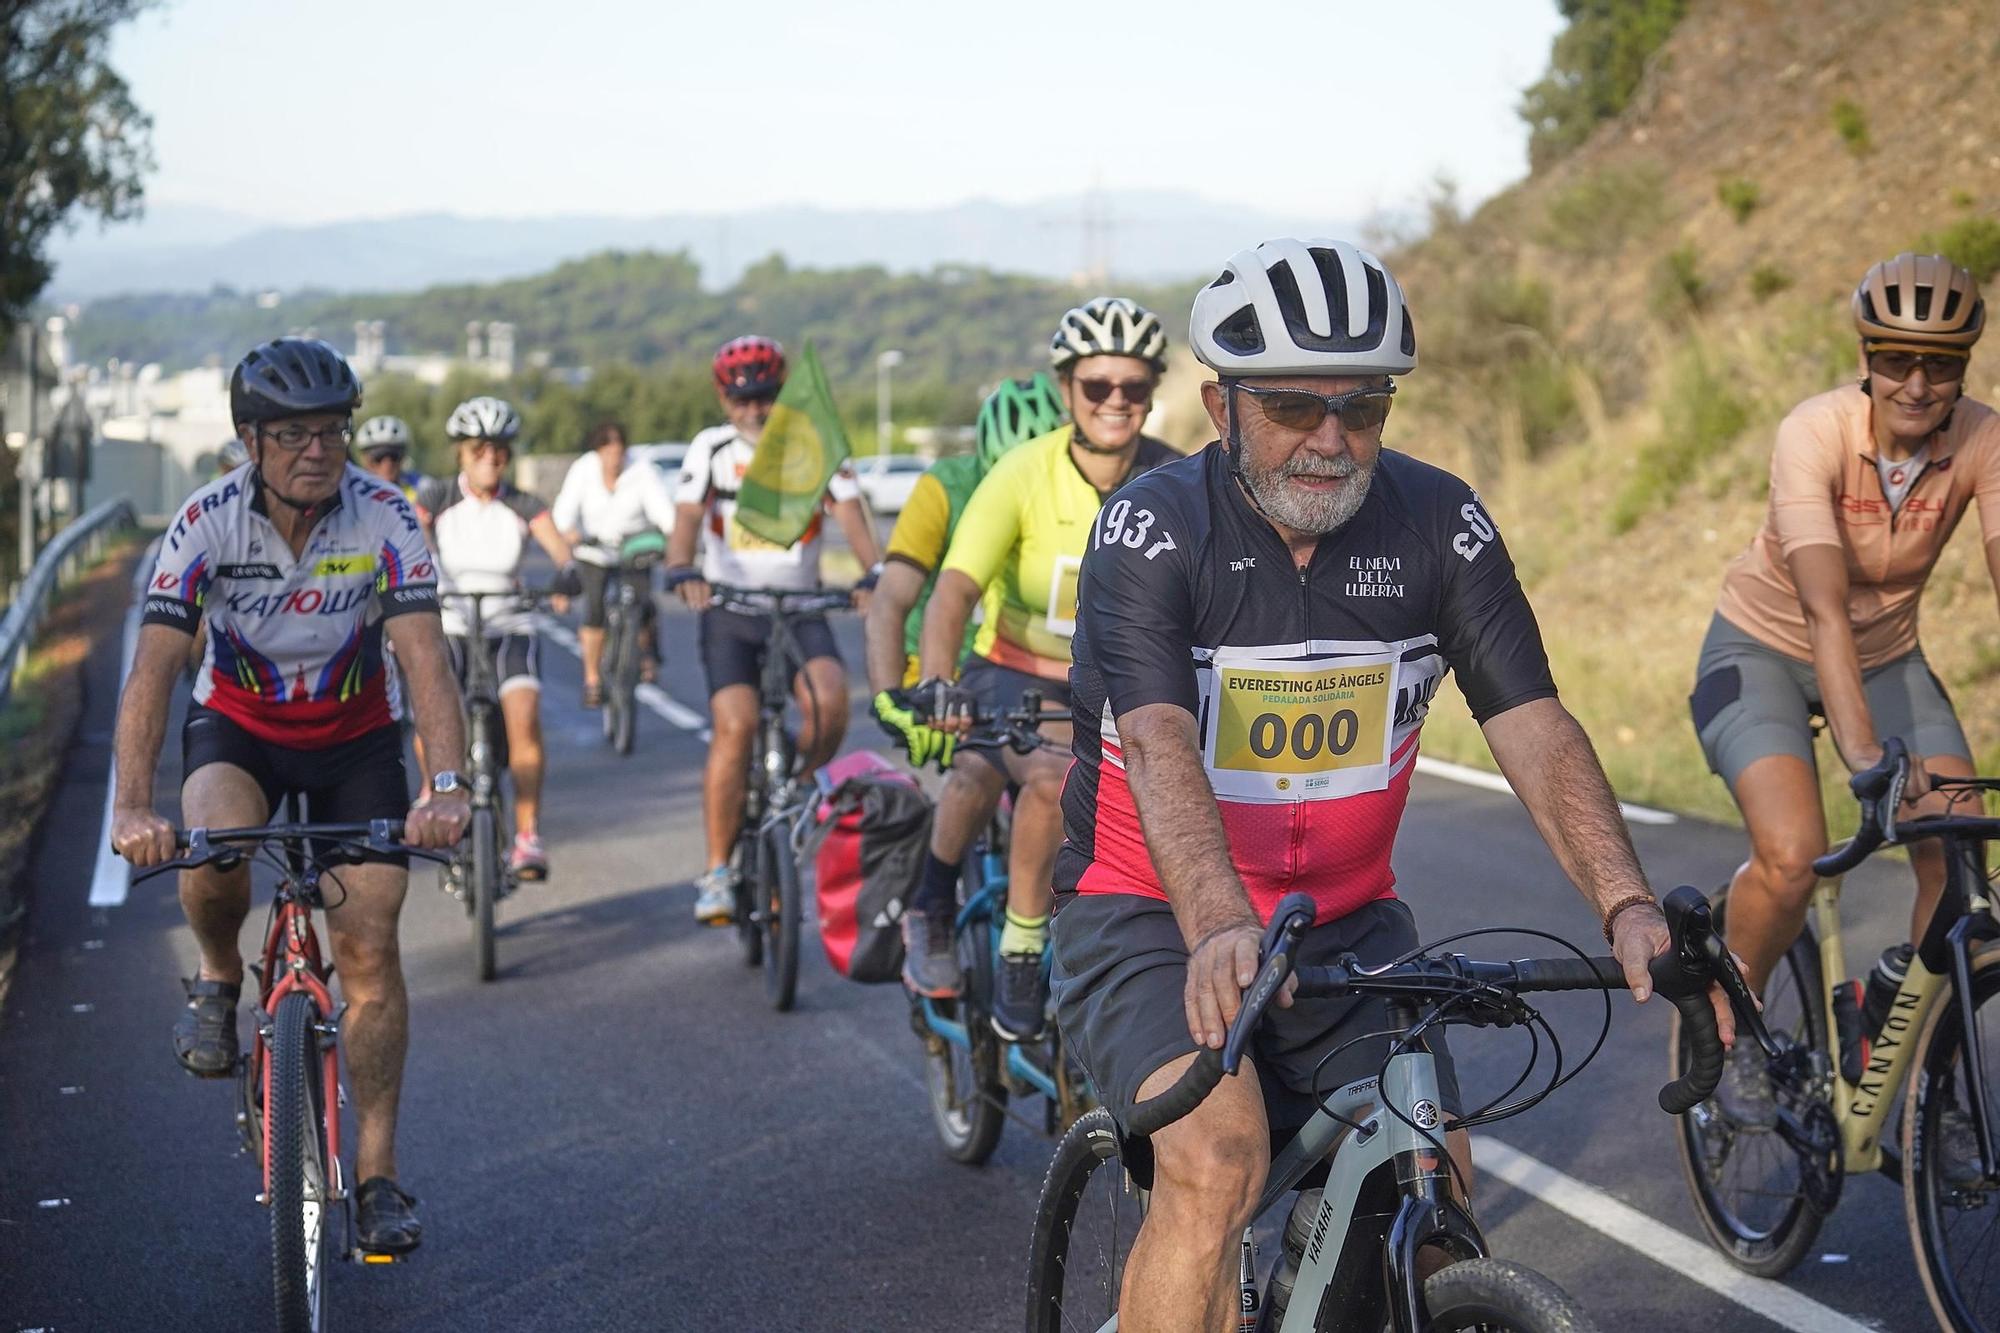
[{"x1": 1690, "y1": 253, "x2": 2000, "y2": 1126}]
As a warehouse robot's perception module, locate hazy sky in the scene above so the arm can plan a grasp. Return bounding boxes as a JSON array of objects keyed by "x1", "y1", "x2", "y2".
[{"x1": 112, "y1": 0, "x2": 1564, "y2": 224}]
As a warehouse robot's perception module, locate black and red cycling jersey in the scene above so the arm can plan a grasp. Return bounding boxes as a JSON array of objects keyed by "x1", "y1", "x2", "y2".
[{"x1": 1056, "y1": 442, "x2": 1557, "y2": 926}]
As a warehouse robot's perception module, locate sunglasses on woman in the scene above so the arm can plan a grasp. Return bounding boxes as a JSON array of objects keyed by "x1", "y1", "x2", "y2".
[
  {"x1": 1074, "y1": 377, "x2": 1155, "y2": 405},
  {"x1": 1232, "y1": 382, "x2": 1395, "y2": 434},
  {"x1": 1868, "y1": 350, "x2": 1968, "y2": 384}
]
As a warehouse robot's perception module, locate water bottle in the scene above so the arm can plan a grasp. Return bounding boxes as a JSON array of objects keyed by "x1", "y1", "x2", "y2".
[
  {"x1": 1862, "y1": 942, "x2": 1914, "y2": 1040},
  {"x1": 1831, "y1": 979, "x2": 1865, "y2": 1084},
  {"x1": 1264, "y1": 1188, "x2": 1322, "y2": 1325},
  {"x1": 1238, "y1": 1228, "x2": 1260, "y2": 1333}
]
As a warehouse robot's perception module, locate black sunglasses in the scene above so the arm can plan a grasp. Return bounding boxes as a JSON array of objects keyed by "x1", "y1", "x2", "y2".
[
  {"x1": 1868, "y1": 350, "x2": 1968, "y2": 384},
  {"x1": 1231, "y1": 382, "x2": 1395, "y2": 434},
  {"x1": 1075, "y1": 376, "x2": 1155, "y2": 405}
]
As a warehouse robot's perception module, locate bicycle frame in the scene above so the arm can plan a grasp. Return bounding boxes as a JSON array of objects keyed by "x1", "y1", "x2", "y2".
[
  {"x1": 252, "y1": 866, "x2": 343, "y2": 1217},
  {"x1": 1800, "y1": 828, "x2": 2000, "y2": 1179}
]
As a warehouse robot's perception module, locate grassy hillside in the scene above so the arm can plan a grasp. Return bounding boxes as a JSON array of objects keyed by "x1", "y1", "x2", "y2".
[{"x1": 1385, "y1": 0, "x2": 2000, "y2": 821}]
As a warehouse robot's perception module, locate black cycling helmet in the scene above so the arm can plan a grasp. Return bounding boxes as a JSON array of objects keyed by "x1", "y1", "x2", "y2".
[{"x1": 229, "y1": 337, "x2": 363, "y2": 427}]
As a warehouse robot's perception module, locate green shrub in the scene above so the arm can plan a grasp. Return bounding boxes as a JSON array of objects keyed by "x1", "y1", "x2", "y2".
[
  {"x1": 1920, "y1": 215, "x2": 2000, "y2": 284},
  {"x1": 1750, "y1": 263, "x2": 1793, "y2": 301},
  {"x1": 1519, "y1": 0, "x2": 1689, "y2": 169},
  {"x1": 1539, "y1": 163, "x2": 1668, "y2": 255},
  {"x1": 1609, "y1": 345, "x2": 1752, "y2": 533},
  {"x1": 1716, "y1": 177, "x2": 1761, "y2": 224},
  {"x1": 1831, "y1": 99, "x2": 1871, "y2": 155},
  {"x1": 1650, "y1": 243, "x2": 1708, "y2": 320},
  {"x1": 1951, "y1": 188, "x2": 1978, "y2": 210}
]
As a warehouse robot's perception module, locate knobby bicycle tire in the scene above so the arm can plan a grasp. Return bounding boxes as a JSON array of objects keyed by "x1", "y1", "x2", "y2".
[
  {"x1": 268, "y1": 991, "x2": 329, "y2": 1333},
  {"x1": 762, "y1": 817, "x2": 801, "y2": 1011},
  {"x1": 1905, "y1": 942, "x2": 2000, "y2": 1333},
  {"x1": 1420, "y1": 1258, "x2": 1600, "y2": 1332},
  {"x1": 471, "y1": 807, "x2": 499, "y2": 983},
  {"x1": 1025, "y1": 1107, "x2": 1145, "y2": 1333},
  {"x1": 611, "y1": 606, "x2": 640, "y2": 756},
  {"x1": 925, "y1": 888, "x2": 1006, "y2": 1165},
  {"x1": 1671, "y1": 886, "x2": 1831, "y2": 1276}
]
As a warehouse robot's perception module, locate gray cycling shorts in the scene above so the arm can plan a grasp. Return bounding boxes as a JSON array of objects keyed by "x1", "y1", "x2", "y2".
[
  {"x1": 1689, "y1": 613, "x2": 1969, "y2": 789},
  {"x1": 1050, "y1": 892, "x2": 1460, "y2": 1138}
]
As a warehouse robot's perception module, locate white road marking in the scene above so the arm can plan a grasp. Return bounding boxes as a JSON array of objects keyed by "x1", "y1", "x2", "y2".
[
  {"x1": 1472, "y1": 1136, "x2": 1879, "y2": 1333},
  {"x1": 87, "y1": 553, "x2": 153, "y2": 908},
  {"x1": 538, "y1": 619, "x2": 712, "y2": 736},
  {"x1": 1415, "y1": 755, "x2": 1677, "y2": 825}
]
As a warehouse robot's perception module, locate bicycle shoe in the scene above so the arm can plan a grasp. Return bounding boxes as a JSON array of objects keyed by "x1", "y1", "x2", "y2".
[
  {"x1": 1938, "y1": 1106, "x2": 1989, "y2": 1188},
  {"x1": 581, "y1": 680, "x2": 604, "y2": 709},
  {"x1": 509, "y1": 830, "x2": 548, "y2": 882},
  {"x1": 900, "y1": 904, "x2": 962, "y2": 999},
  {"x1": 1714, "y1": 1037, "x2": 1778, "y2": 1131},
  {"x1": 693, "y1": 866, "x2": 736, "y2": 926},
  {"x1": 354, "y1": 1176, "x2": 423, "y2": 1254},
  {"x1": 991, "y1": 952, "x2": 1048, "y2": 1042},
  {"x1": 171, "y1": 976, "x2": 241, "y2": 1078}
]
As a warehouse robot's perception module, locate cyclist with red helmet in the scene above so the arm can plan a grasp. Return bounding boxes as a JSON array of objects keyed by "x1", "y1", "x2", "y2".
[{"x1": 666, "y1": 336, "x2": 883, "y2": 923}]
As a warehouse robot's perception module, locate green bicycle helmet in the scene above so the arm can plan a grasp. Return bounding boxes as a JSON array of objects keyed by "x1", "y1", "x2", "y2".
[{"x1": 975, "y1": 372, "x2": 1068, "y2": 476}]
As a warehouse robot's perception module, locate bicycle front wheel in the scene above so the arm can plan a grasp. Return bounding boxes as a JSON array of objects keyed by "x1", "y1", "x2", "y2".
[
  {"x1": 1026, "y1": 1107, "x2": 1145, "y2": 1333},
  {"x1": 268, "y1": 991, "x2": 330, "y2": 1333},
  {"x1": 1671, "y1": 886, "x2": 1832, "y2": 1276},
  {"x1": 925, "y1": 900, "x2": 1006, "y2": 1164},
  {"x1": 471, "y1": 806, "x2": 499, "y2": 983},
  {"x1": 610, "y1": 611, "x2": 640, "y2": 756},
  {"x1": 761, "y1": 817, "x2": 801, "y2": 1011},
  {"x1": 1420, "y1": 1258, "x2": 1599, "y2": 1332},
  {"x1": 1905, "y1": 943, "x2": 2000, "y2": 1332}
]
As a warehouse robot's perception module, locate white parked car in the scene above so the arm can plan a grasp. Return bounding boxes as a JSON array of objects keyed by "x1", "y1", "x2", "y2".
[
  {"x1": 852, "y1": 454, "x2": 931, "y2": 515},
  {"x1": 629, "y1": 441, "x2": 689, "y2": 482}
]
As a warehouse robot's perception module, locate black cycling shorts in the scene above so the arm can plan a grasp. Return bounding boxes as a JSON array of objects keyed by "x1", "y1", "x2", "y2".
[
  {"x1": 1051, "y1": 892, "x2": 1460, "y2": 1136},
  {"x1": 446, "y1": 633, "x2": 541, "y2": 697},
  {"x1": 953, "y1": 655, "x2": 1072, "y2": 755},
  {"x1": 575, "y1": 563, "x2": 658, "y2": 633},
  {"x1": 698, "y1": 605, "x2": 839, "y2": 696},
  {"x1": 182, "y1": 705, "x2": 410, "y2": 867}
]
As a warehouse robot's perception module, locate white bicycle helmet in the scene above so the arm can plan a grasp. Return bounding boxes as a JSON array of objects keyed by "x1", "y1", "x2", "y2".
[
  {"x1": 445, "y1": 395, "x2": 522, "y2": 443},
  {"x1": 218, "y1": 438, "x2": 250, "y2": 470},
  {"x1": 1050, "y1": 296, "x2": 1168, "y2": 373},
  {"x1": 1190, "y1": 238, "x2": 1417, "y2": 377},
  {"x1": 355, "y1": 415, "x2": 414, "y2": 453}
]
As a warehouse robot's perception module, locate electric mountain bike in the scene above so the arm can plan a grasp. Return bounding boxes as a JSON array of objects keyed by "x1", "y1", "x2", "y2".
[
  {"x1": 1672, "y1": 737, "x2": 2000, "y2": 1331},
  {"x1": 137, "y1": 809, "x2": 447, "y2": 1333},
  {"x1": 712, "y1": 583, "x2": 855, "y2": 1012},
  {"x1": 596, "y1": 532, "x2": 665, "y2": 757},
  {"x1": 438, "y1": 590, "x2": 553, "y2": 982},
  {"x1": 1027, "y1": 885, "x2": 1740, "y2": 1332},
  {"x1": 909, "y1": 691, "x2": 1092, "y2": 1163}
]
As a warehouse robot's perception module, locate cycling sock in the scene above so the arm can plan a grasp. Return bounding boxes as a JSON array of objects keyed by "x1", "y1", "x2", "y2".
[
  {"x1": 912, "y1": 851, "x2": 961, "y2": 914},
  {"x1": 1000, "y1": 908, "x2": 1049, "y2": 958}
]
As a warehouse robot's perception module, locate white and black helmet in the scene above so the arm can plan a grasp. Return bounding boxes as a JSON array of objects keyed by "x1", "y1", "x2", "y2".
[
  {"x1": 1190, "y1": 238, "x2": 1417, "y2": 378},
  {"x1": 445, "y1": 395, "x2": 522, "y2": 444},
  {"x1": 355, "y1": 415, "x2": 413, "y2": 454},
  {"x1": 1050, "y1": 296, "x2": 1168, "y2": 373}
]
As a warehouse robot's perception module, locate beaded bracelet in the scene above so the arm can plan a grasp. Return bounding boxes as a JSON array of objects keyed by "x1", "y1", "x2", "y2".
[{"x1": 1600, "y1": 892, "x2": 1662, "y2": 944}]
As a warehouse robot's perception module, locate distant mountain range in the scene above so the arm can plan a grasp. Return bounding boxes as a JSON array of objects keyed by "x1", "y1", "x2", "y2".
[{"x1": 45, "y1": 192, "x2": 1365, "y2": 300}]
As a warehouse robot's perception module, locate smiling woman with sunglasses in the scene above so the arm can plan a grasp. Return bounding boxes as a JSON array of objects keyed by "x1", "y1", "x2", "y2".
[{"x1": 1692, "y1": 252, "x2": 2000, "y2": 1124}]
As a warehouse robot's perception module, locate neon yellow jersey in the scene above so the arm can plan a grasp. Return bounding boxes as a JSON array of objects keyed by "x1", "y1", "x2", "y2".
[{"x1": 941, "y1": 426, "x2": 1177, "y2": 680}]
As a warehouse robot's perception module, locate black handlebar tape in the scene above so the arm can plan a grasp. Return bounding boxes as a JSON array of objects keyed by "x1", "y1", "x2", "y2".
[
  {"x1": 1649, "y1": 948, "x2": 1725, "y2": 1114},
  {"x1": 1512, "y1": 956, "x2": 1627, "y2": 991},
  {"x1": 1124, "y1": 1048, "x2": 1224, "y2": 1138}
]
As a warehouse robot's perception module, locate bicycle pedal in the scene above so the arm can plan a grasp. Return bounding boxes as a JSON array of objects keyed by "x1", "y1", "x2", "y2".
[{"x1": 357, "y1": 1252, "x2": 404, "y2": 1266}]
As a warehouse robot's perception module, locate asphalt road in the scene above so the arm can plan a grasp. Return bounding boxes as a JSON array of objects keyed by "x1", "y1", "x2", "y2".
[{"x1": 0, "y1": 579, "x2": 1940, "y2": 1332}]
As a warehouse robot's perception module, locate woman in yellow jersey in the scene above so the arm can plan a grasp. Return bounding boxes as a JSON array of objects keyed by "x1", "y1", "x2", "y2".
[{"x1": 917, "y1": 297, "x2": 1178, "y2": 1039}]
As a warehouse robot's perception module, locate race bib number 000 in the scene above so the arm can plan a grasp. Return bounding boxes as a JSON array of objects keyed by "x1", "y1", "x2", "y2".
[{"x1": 1204, "y1": 655, "x2": 1396, "y2": 800}]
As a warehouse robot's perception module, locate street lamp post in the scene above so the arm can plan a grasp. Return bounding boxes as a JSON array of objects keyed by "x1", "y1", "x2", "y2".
[{"x1": 875, "y1": 349, "x2": 904, "y2": 461}]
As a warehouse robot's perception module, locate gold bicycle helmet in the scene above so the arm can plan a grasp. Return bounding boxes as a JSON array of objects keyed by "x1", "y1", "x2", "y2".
[{"x1": 1852, "y1": 252, "x2": 1984, "y2": 353}]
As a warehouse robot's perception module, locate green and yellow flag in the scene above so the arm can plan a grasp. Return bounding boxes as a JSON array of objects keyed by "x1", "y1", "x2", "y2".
[{"x1": 734, "y1": 340, "x2": 853, "y2": 549}]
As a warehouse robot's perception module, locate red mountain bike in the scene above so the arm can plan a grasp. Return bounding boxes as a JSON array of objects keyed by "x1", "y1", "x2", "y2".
[{"x1": 138, "y1": 808, "x2": 447, "y2": 1333}]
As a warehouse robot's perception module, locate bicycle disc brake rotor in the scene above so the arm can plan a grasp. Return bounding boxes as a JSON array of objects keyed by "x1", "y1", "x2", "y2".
[{"x1": 1794, "y1": 1098, "x2": 1844, "y2": 1212}]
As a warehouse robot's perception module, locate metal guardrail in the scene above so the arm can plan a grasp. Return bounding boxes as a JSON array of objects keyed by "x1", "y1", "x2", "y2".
[{"x1": 0, "y1": 497, "x2": 136, "y2": 709}]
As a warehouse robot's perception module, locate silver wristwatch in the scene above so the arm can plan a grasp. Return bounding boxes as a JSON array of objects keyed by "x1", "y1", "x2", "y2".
[{"x1": 430, "y1": 770, "x2": 464, "y2": 796}]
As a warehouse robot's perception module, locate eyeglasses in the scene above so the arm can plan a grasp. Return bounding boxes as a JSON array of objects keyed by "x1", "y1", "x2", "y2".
[
  {"x1": 1231, "y1": 382, "x2": 1395, "y2": 434},
  {"x1": 259, "y1": 421, "x2": 353, "y2": 451},
  {"x1": 462, "y1": 441, "x2": 513, "y2": 460},
  {"x1": 1868, "y1": 350, "x2": 1968, "y2": 384},
  {"x1": 1075, "y1": 377, "x2": 1155, "y2": 406}
]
